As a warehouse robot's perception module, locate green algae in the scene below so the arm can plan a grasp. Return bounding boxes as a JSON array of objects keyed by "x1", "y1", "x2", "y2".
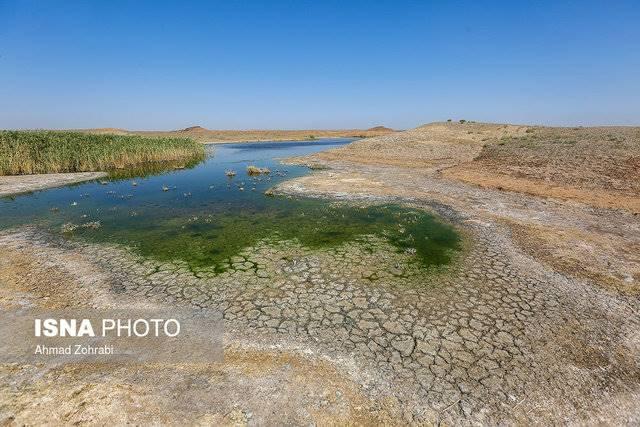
[{"x1": 74, "y1": 199, "x2": 460, "y2": 272}]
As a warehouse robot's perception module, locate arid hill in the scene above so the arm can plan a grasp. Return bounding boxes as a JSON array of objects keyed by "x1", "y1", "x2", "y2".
[
  {"x1": 180, "y1": 125, "x2": 208, "y2": 132},
  {"x1": 367, "y1": 126, "x2": 394, "y2": 132},
  {"x1": 443, "y1": 125, "x2": 640, "y2": 212},
  {"x1": 306, "y1": 121, "x2": 640, "y2": 212}
]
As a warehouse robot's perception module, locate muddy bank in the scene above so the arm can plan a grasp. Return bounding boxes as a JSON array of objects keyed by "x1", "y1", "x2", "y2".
[
  {"x1": 0, "y1": 172, "x2": 107, "y2": 197},
  {"x1": 268, "y1": 124, "x2": 640, "y2": 423}
]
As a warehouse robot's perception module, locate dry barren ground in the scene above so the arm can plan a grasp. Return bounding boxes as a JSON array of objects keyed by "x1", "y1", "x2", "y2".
[{"x1": 1, "y1": 122, "x2": 640, "y2": 425}]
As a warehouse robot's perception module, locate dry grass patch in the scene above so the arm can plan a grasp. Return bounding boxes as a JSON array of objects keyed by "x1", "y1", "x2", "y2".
[
  {"x1": 443, "y1": 126, "x2": 640, "y2": 212},
  {"x1": 508, "y1": 221, "x2": 640, "y2": 295},
  {"x1": 308, "y1": 122, "x2": 529, "y2": 170}
]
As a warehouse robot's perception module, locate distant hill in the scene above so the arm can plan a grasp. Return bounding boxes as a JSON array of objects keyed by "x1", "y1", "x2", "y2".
[
  {"x1": 73, "y1": 126, "x2": 395, "y2": 143},
  {"x1": 180, "y1": 126, "x2": 208, "y2": 132}
]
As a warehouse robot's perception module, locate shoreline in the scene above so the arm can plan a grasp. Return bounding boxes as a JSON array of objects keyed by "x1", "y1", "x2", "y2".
[
  {"x1": 0, "y1": 171, "x2": 107, "y2": 197},
  {"x1": 0, "y1": 138, "x2": 351, "y2": 198}
]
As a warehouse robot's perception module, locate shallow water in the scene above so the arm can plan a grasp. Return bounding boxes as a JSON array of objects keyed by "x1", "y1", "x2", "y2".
[{"x1": 0, "y1": 139, "x2": 460, "y2": 272}]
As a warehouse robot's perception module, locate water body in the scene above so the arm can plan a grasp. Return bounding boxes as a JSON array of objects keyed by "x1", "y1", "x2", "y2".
[{"x1": 0, "y1": 139, "x2": 460, "y2": 272}]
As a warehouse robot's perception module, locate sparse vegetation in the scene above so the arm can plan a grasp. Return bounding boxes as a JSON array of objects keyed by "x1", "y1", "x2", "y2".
[
  {"x1": 447, "y1": 126, "x2": 640, "y2": 211},
  {"x1": 459, "y1": 119, "x2": 466, "y2": 124},
  {"x1": 0, "y1": 131, "x2": 204, "y2": 176}
]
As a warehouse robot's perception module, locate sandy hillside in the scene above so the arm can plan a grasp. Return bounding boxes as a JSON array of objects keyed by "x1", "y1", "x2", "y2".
[
  {"x1": 305, "y1": 122, "x2": 640, "y2": 212},
  {"x1": 309, "y1": 122, "x2": 528, "y2": 169}
]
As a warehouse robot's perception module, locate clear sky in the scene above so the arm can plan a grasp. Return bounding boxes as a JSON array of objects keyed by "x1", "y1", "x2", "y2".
[{"x1": 1, "y1": 0, "x2": 639, "y2": 130}]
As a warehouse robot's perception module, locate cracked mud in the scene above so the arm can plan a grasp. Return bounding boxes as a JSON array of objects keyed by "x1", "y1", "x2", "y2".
[{"x1": 1, "y1": 206, "x2": 638, "y2": 424}]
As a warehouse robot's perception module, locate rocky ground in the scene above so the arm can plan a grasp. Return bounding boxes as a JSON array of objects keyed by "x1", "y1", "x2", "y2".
[{"x1": 1, "y1": 122, "x2": 639, "y2": 425}]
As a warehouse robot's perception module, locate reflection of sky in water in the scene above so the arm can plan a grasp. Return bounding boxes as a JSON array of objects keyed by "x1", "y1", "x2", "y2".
[
  {"x1": 0, "y1": 139, "x2": 353, "y2": 226},
  {"x1": 0, "y1": 139, "x2": 460, "y2": 271}
]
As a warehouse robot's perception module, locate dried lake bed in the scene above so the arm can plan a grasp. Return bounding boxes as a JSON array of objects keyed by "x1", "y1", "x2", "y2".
[{"x1": 1, "y1": 137, "x2": 639, "y2": 425}]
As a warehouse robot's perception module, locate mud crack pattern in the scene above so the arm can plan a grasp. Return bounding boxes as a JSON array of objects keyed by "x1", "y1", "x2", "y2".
[{"x1": 2, "y1": 202, "x2": 638, "y2": 425}]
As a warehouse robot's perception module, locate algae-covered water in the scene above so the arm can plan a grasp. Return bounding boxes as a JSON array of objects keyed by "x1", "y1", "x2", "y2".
[{"x1": 0, "y1": 139, "x2": 460, "y2": 272}]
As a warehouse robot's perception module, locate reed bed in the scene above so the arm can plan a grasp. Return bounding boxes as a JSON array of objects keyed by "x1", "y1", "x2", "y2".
[{"x1": 0, "y1": 130, "x2": 205, "y2": 175}]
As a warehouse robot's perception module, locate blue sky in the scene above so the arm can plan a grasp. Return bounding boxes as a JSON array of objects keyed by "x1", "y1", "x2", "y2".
[{"x1": 1, "y1": 0, "x2": 639, "y2": 130}]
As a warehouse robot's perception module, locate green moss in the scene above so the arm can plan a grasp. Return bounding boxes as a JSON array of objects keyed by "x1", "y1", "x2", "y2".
[{"x1": 76, "y1": 201, "x2": 460, "y2": 272}]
